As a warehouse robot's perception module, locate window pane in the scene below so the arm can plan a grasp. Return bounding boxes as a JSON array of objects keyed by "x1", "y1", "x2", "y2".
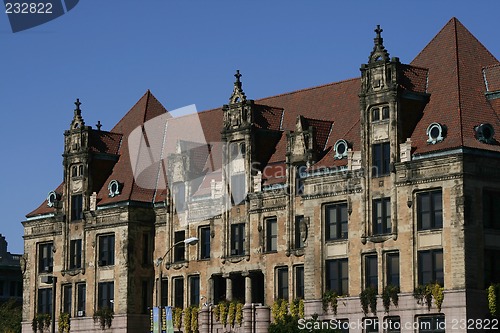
[
  {"x1": 434, "y1": 251, "x2": 444, "y2": 286},
  {"x1": 277, "y1": 268, "x2": 289, "y2": 300},
  {"x1": 190, "y1": 276, "x2": 200, "y2": 306},
  {"x1": 295, "y1": 266, "x2": 304, "y2": 299},
  {"x1": 174, "y1": 231, "x2": 185, "y2": 262}
]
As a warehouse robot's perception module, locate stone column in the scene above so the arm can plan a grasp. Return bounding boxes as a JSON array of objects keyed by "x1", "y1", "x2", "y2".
[
  {"x1": 242, "y1": 271, "x2": 252, "y2": 304},
  {"x1": 255, "y1": 305, "x2": 271, "y2": 333},
  {"x1": 223, "y1": 273, "x2": 232, "y2": 301},
  {"x1": 243, "y1": 304, "x2": 253, "y2": 333},
  {"x1": 207, "y1": 276, "x2": 214, "y2": 305},
  {"x1": 198, "y1": 306, "x2": 210, "y2": 333}
]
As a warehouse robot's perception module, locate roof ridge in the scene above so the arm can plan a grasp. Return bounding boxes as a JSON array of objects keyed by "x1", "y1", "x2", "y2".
[
  {"x1": 454, "y1": 18, "x2": 465, "y2": 147},
  {"x1": 257, "y1": 77, "x2": 359, "y2": 102}
]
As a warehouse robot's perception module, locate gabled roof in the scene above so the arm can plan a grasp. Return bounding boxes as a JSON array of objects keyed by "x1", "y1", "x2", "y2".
[{"x1": 410, "y1": 17, "x2": 500, "y2": 155}]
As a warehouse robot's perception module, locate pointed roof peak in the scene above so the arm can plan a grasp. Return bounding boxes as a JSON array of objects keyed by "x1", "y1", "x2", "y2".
[
  {"x1": 368, "y1": 24, "x2": 390, "y2": 63},
  {"x1": 229, "y1": 69, "x2": 247, "y2": 104}
]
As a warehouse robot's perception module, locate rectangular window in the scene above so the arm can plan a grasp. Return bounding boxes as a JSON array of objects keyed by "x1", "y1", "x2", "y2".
[
  {"x1": 76, "y1": 283, "x2": 86, "y2": 317},
  {"x1": 62, "y1": 284, "x2": 72, "y2": 315},
  {"x1": 365, "y1": 255, "x2": 378, "y2": 292},
  {"x1": 38, "y1": 242, "x2": 53, "y2": 273},
  {"x1": 373, "y1": 198, "x2": 391, "y2": 235},
  {"x1": 337, "y1": 319, "x2": 350, "y2": 333},
  {"x1": 372, "y1": 142, "x2": 390, "y2": 176},
  {"x1": 484, "y1": 249, "x2": 500, "y2": 286},
  {"x1": 483, "y1": 190, "x2": 500, "y2": 229},
  {"x1": 98, "y1": 234, "x2": 115, "y2": 266},
  {"x1": 173, "y1": 182, "x2": 186, "y2": 213},
  {"x1": 418, "y1": 249, "x2": 444, "y2": 286},
  {"x1": 325, "y1": 203, "x2": 348, "y2": 240},
  {"x1": 189, "y1": 275, "x2": 200, "y2": 306},
  {"x1": 200, "y1": 226, "x2": 211, "y2": 259},
  {"x1": 295, "y1": 265, "x2": 304, "y2": 299},
  {"x1": 161, "y1": 279, "x2": 168, "y2": 307},
  {"x1": 266, "y1": 217, "x2": 278, "y2": 252},
  {"x1": 276, "y1": 267, "x2": 289, "y2": 300},
  {"x1": 418, "y1": 315, "x2": 445, "y2": 333},
  {"x1": 71, "y1": 194, "x2": 83, "y2": 221},
  {"x1": 230, "y1": 173, "x2": 246, "y2": 205},
  {"x1": 70, "y1": 239, "x2": 82, "y2": 269},
  {"x1": 385, "y1": 316, "x2": 401, "y2": 333},
  {"x1": 386, "y1": 252, "x2": 400, "y2": 288},
  {"x1": 325, "y1": 259, "x2": 348, "y2": 295},
  {"x1": 174, "y1": 231, "x2": 185, "y2": 262},
  {"x1": 417, "y1": 190, "x2": 443, "y2": 230},
  {"x1": 294, "y1": 216, "x2": 305, "y2": 249},
  {"x1": 230, "y1": 223, "x2": 245, "y2": 256},
  {"x1": 372, "y1": 107, "x2": 380, "y2": 121},
  {"x1": 37, "y1": 288, "x2": 52, "y2": 315},
  {"x1": 142, "y1": 233, "x2": 150, "y2": 265},
  {"x1": 382, "y1": 106, "x2": 390, "y2": 119},
  {"x1": 174, "y1": 277, "x2": 184, "y2": 309},
  {"x1": 364, "y1": 317, "x2": 379, "y2": 333},
  {"x1": 97, "y1": 282, "x2": 114, "y2": 310}
]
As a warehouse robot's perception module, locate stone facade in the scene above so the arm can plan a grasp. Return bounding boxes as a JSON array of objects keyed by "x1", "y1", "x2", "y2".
[{"x1": 22, "y1": 18, "x2": 500, "y2": 333}]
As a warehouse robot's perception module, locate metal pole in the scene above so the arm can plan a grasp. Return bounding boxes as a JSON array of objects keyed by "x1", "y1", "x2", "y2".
[{"x1": 51, "y1": 277, "x2": 57, "y2": 333}]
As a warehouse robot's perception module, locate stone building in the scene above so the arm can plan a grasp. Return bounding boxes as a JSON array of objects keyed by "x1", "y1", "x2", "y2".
[
  {"x1": 22, "y1": 18, "x2": 500, "y2": 332},
  {"x1": 0, "y1": 234, "x2": 22, "y2": 304}
]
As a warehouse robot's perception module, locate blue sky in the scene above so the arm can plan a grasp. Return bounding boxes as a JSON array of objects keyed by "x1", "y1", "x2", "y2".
[{"x1": 1, "y1": 0, "x2": 499, "y2": 254}]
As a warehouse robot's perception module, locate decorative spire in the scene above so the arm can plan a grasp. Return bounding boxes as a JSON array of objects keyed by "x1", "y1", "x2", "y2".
[
  {"x1": 229, "y1": 69, "x2": 246, "y2": 104},
  {"x1": 74, "y1": 98, "x2": 82, "y2": 116},
  {"x1": 96, "y1": 120, "x2": 102, "y2": 131},
  {"x1": 369, "y1": 24, "x2": 390, "y2": 63}
]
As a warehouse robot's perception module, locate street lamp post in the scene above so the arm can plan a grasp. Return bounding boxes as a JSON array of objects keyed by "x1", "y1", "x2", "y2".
[{"x1": 155, "y1": 237, "x2": 198, "y2": 307}]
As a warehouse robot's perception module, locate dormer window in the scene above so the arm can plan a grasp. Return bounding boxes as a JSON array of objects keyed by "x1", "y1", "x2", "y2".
[
  {"x1": 47, "y1": 191, "x2": 60, "y2": 208},
  {"x1": 108, "y1": 180, "x2": 121, "y2": 198},
  {"x1": 475, "y1": 123, "x2": 495, "y2": 144},
  {"x1": 426, "y1": 123, "x2": 445, "y2": 144},
  {"x1": 333, "y1": 139, "x2": 349, "y2": 160}
]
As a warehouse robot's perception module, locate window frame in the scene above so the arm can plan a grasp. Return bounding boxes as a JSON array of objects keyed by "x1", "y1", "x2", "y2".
[
  {"x1": 276, "y1": 266, "x2": 289, "y2": 301},
  {"x1": 294, "y1": 215, "x2": 305, "y2": 249},
  {"x1": 418, "y1": 249, "x2": 444, "y2": 286},
  {"x1": 62, "y1": 284, "x2": 72, "y2": 315},
  {"x1": 189, "y1": 275, "x2": 200, "y2": 306},
  {"x1": 294, "y1": 265, "x2": 304, "y2": 299},
  {"x1": 38, "y1": 242, "x2": 54, "y2": 273},
  {"x1": 174, "y1": 230, "x2": 186, "y2": 262},
  {"x1": 230, "y1": 223, "x2": 245, "y2": 256},
  {"x1": 37, "y1": 288, "x2": 52, "y2": 315},
  {"x1": 386, "y1": 252, "x2": 400, "y2": 288},
  {"x1": 325, "y1": 202, "x2": 348, "y2": 241},
  {"x1": 384, "y1": 316, "x2": 401, "y2": 333},
  {"x1": 69, "y1": 239, "x2": 82, "y2": 269},
  {"x1": 71, "y1": 194, "x2": 83, "y2": 221},
  {"x1": 325, "y1": 258, "x2": 348, "y2": 296},
  {"x1": 265, "y1": 217, "x2": 278, "y2": 252},
  {"x1": 364, "y1": 254, "x2": 378, "y2": 293},
  {"x1": 97, "y1": 281, "x2": 114, "y2": 311},
  {"x1": 199, "y1": 226, "x2": 211, "y2": 260},
  {"x1": 373, "y1": 197, "x2": 391, "y2": 235},
  {"x1": 483, "y1": 189, "x2": 500, "y2": 229},
  {"x1": 98, "y1": 234, "x2": 115, "y2": 267},
  {"x1": 417, "y1": 315, "x2": 445, "y2": 333},
  {"x1": 160, "y1": 278, "x2": 168, "y2": 307},
  {"x1": 372, "y1": 142, "x2": 390, "y2": 177},
  {"x1": 76, "y1": 283, "x2": 86, "y2": 317},
  {"x1": 173, "y1": 277, "x2": 184, "y2": 309},
  {"x1": 417, "y1": 190, "x2": 443, "y2": 231}
]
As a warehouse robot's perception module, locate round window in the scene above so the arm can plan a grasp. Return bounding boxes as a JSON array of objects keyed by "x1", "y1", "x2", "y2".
[
  {"x1": 47, "y1": 191, "x2": 58, "y2": 207},
  {"x1": 475, "y1": 123, "x2": 495, "y2": 143},
  {"x1": 108, "y1": 180, "x2": 121, "y2": 197},
  {"x1": 333, "y1": 139, "x2": 349, "y2": 159},
  {"x1": 426, "y1": 123, "x2": 445, "y2": 144}
]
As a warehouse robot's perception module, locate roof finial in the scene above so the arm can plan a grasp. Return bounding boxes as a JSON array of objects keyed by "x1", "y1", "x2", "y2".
[
  {"x1": 368, "y1": 24, "x2": 390, "y2": 63},
  {"x1": 234, "y1": 69, "x2": 242, "y2": 83},
  {"x1": 229, "y1": 69, "x2": 246, "y2": 103},
  {"x1": 74, "y1": 98, "x2": 82, "y2": 116},
  {"x1": 96, "y1": 120, "x2": 102, "y2": 131}
]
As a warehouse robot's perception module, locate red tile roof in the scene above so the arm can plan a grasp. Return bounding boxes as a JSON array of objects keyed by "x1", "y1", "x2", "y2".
[
  {"x1": 27, "y1": 18, "x2": 500, "y2": 217},
  {"x1": 410, "y1": 17, "x2": 500, "y2": 155}
]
